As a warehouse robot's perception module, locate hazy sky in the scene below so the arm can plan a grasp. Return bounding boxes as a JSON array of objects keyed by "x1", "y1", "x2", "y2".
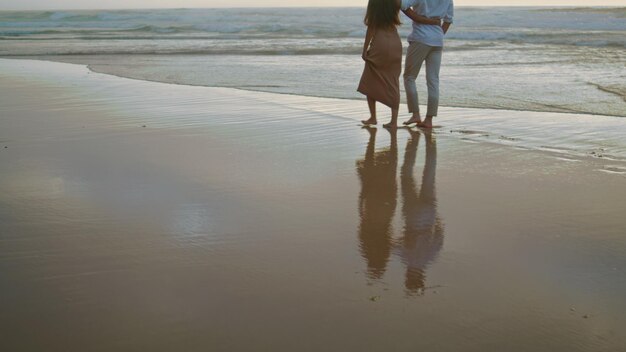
[{"x1": 1, "y1": 0, "x2": 625, "y2": 10}]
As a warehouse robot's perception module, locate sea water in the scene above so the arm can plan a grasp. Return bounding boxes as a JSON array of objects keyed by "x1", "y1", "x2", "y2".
[{"x1": 1, "y1": 7, "x2": 625, "y2": 118}]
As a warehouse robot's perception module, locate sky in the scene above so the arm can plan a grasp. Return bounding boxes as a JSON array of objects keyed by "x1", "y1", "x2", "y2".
[{"x1": 1, "y1": 0, "x2": 625, "y2": 10}]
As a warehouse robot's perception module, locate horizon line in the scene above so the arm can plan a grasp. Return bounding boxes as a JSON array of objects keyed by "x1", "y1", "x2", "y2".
[{"x1": 1, "y1": 5, "x2": 625, "y2": 11}]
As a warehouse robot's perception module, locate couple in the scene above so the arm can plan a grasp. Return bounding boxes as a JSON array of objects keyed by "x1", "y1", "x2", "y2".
[
  {"x1": 358, "y1": 0, "x2": 454, "y2": 129},
  {"x1": 357, "y1": 127, "x2": 442, "y2": 294}
]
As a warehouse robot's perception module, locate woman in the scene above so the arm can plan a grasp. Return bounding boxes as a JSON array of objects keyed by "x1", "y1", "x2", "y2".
[{"x1": 358, "y1": 0, "x2": 440, "y2": 129}]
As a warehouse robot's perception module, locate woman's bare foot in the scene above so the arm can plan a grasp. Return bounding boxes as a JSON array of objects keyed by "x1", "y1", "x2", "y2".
[
  {"x1": 418, "y1": 116, "x2": 433, "y2": 129},
  {"x1": 361, "y1": 117, "x2": 377, "y2": 125},
  {"x1": 383, "y1": 122, "x2": 397, "y2": 129},
  {"x1": 403, "y1": 116, "x2": 422, "y2": 126}
]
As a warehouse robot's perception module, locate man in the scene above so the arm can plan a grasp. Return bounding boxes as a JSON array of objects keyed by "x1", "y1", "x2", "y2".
[{"x1": 401, "y1": 0, "x2": 454, "y2": 128}]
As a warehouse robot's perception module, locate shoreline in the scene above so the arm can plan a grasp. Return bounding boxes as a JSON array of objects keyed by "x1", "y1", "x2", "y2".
[
  {"x1": 2, "y1": 55, "x2": 625, "y2": 119},
  {"x1": 2, "y1": 57, "x2": 626, "y2": 165},
  {"x1": 1, "y1": 5, "x2": 626, "y2": 11}
]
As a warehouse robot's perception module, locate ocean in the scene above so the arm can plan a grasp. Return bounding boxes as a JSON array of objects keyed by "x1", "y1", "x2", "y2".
[{"x1": 1, "y1": 7, "x2": 625, "y2": 117}]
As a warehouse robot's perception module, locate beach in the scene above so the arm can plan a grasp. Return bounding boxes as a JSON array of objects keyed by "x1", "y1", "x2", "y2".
[{"x1": 1, "y1": 59, "x2": 626, "y2": 351}]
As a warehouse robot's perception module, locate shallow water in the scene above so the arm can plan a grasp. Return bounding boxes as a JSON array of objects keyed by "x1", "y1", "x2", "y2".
[
  {"x1": 1, "y1": 7, "x2": 625, "y2": 116},
  {"x1": 1, "y1": 60, "x2": 626, "y2": 351}
]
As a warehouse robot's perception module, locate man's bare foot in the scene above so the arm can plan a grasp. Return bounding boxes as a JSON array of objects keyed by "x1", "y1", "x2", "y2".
[
  {"x1": 383, "y1": 122, "x2": 397, "y2": 129},
  {"x1": 403, "y1": 116, "x2": 422, "y2": 126},
  {"x1": 418, "y1": 117, "x2": 433, "y2": 129},
  {"x1": 361, "y1": 117, "x2": 377, "y2": 125}
]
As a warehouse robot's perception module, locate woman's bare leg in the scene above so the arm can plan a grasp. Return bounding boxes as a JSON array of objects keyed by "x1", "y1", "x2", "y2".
[
  {"x1": 362, "y1": 97, "x2": 377, "y2": 125},
  {"x1": 383, "y1": 107, "x2": 399, "y2": 129}
]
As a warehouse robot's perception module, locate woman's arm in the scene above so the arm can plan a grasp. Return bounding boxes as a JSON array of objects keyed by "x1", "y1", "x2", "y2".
[
  {"x1": 442, "y1": 22, "x2": 451, "y2": 34},
  {"x1": 362, "y1": 26, "x2": 374, "y2": 61},
  {"x1": 402, "y1": 8, "x2": 441, "y2": 25}
]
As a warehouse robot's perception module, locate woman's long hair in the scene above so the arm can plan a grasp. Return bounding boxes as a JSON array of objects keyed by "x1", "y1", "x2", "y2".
[{"x1": 364, "y1": 0, "x2": 401, "y2": 29}]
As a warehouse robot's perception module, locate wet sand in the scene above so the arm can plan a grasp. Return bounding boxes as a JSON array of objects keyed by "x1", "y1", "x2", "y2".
[{"x1": 1, "y1": 59, "x2": 625, "y2": 351}]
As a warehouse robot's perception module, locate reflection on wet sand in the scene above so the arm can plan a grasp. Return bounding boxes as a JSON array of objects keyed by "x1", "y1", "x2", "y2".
[
  {"x1": 356, "y1": 128, "x2": 443, "y2": 294},
  {"x1": 356, "y1": 127, "x2": 398, "y2": 280},
  {"x1": 398, "y1": 130, "x2": 443, "y2": 295}
]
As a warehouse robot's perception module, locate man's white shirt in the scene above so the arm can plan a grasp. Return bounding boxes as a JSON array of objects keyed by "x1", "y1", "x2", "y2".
[{"x1": 400, "y1": 0, "x2": 454, "y2": 47}]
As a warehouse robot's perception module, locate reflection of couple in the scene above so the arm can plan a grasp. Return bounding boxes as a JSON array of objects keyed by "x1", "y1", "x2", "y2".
[
  {"x1": 358, "y1": 0, "x2": 454, "y2": 129},
  {"x1": 356, "y1": 128, "x2": 443, "y2": 294}
]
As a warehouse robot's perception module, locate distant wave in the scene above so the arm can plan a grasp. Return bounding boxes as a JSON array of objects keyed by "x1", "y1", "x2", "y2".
[
  {"x1": 0, "y1": 10, "x2": 160, "y2": 22},
  {"x1": 1, "y1": 28, "x2": 624, "y2": 49},
  {"x1": 1, "y1": 7, "x2": 625, "y2": 56},
  {"x1": 0, "y1": 41, "x2": 501, "y2": 56},
  {"x1": 537, "y1": 7, "x2": 626, "y2": 17},
  {"x1": 0, "y1": 25, "x2": 364, "y2": 39},
  {"x1": 0, "y1": 48, "x2": 364, "y2": 56},
  {"x1": 447, "y1": 30, "x2": 626, "y2": 48}
]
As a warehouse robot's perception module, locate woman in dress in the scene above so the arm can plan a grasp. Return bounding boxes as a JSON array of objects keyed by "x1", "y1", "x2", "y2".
[{"x1": 358, "y1": 0, "x2": 440, "y2": 129}]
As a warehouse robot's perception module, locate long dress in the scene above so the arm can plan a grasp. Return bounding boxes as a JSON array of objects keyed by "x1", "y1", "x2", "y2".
[{"x1": 357, "y1": 25, "x2": 402, "y2": 110}]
